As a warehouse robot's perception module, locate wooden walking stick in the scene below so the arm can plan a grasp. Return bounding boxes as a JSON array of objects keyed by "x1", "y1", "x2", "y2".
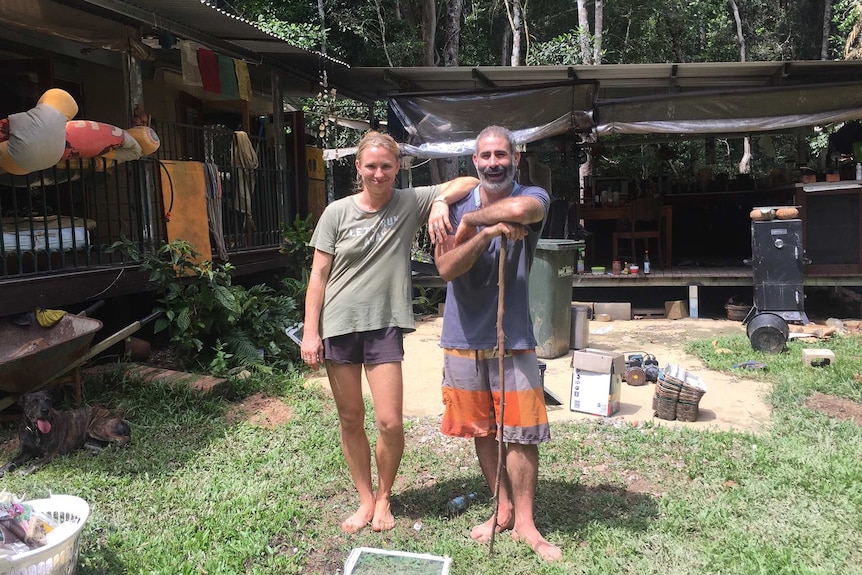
[{"x1": 488, "y1": 241, "x2": 507, "y2": 557}]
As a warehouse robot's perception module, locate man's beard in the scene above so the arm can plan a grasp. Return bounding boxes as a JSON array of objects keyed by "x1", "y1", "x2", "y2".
[{"x1": 478, "y1": 163, "x2": 516, "y2": 193}]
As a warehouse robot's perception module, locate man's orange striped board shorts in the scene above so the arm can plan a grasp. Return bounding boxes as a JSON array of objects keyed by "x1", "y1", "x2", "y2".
[{"x1": 440, "y1": 348, "x2": 551, "y2": 444}]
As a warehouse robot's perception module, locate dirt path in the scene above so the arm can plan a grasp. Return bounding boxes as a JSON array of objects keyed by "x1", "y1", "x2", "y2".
[{"x1": 306, "y1": 316, "x2": 772, "y2": 434}]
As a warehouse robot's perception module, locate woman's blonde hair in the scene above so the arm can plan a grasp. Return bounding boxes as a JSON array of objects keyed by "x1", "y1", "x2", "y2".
[{"x1": 354, "y1": 131, "x2": 401, "y2": 191}]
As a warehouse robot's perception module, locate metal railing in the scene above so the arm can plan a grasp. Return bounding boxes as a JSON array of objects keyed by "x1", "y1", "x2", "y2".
[{"x1": 0, "y1": 123, "x2": 292, "y2": 278}]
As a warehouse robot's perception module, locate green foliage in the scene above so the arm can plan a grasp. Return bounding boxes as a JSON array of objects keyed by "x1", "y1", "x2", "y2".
[
  {"x1": 834, "y1": 0, "x2": 861, "y2": 42},
  {"x1": 1, "y1": 330, "x2": 860, "y2": 574},
  {"x1": 412, "y1": 285, "x2": 444, "y2": 317},
  {"x1": 686, "y1": 332, "x2": 862, "y2": 406},
  {"x1": 279, "y1": 213, "x2": 315, "y2": 277},
  {"x1": 592, "y1": 130, "x2": 816, "y2": 185},
  {"x1": 113, "y1": 238, "x2": 304, "y2": 373},
  {"x1": 254, "y1": 18, "x2": 322, "y2": 50},
  {"x1": 229, "y1": 0, "x2": 323, "y2": 48},
  {"x1": 411, "y1": 224, "x2": 433, "y2": 264},
  {"x1": 527, "y1": 31, "x2": 590, "y2": 65},
  {"x1": 224, "y1": 283, "x2": 302, "y2": 372},
  {"x1": 208, "y1": 340, "x2": 233, "y2": 377},
  {"x1": 231, "y1": 0, "x2": 860, "y2": 182},
  {"x1": 233, "y1": 0, "x2": 854, "y2": 70}
]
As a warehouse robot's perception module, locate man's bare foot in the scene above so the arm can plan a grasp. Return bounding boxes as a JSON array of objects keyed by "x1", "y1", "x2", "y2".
[
  {"x1": 469, "y1": 514, "x2": 514, "y2": 543},
  {"x1": 511, "y1": 528, "x2": 562, "y2": 562},
  {"x1": 341, "y1": 503, "x2": 374, "y2": 534},
  {"x1": 371, "y1": 498, "x2": 396, "y2": 532}
]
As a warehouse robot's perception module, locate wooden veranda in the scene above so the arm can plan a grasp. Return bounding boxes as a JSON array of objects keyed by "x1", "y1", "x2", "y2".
[{"x1": 413, "y1": 265, "x2": 862, "y2": 318}]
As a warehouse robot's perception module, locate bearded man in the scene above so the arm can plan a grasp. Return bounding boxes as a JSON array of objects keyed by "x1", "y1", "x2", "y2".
[{"x1": 434, "y1": 125, "x2": 562, "y2": 562}]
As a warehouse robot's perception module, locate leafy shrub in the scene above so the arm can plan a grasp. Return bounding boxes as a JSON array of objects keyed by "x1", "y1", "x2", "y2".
[
  {"x1": 280, "y1": 213, "x2": 314, "y2": 278},
  {"x1": 412, "y1": 285, "x2": 445, "y2": 316},
  {"x1": 114, "y1": 238, "x2": 305, "y2": 373}
]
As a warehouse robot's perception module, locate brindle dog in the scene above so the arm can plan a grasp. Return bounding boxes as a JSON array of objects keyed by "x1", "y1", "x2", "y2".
[{"x1": 0, "y1": 390, "x2": 131, "y2": 476}]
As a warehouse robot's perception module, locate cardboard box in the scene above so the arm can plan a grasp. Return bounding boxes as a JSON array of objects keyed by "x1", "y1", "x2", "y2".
[
  {"x1": 570, "y1": 349, "x2": 623, "y2": 416},
  {"x1": 664, "y1": 300, "x2": 689, "y2": 320},
  {"x1": 594, "y1": 302, "x2": 631, "y2": 321}
]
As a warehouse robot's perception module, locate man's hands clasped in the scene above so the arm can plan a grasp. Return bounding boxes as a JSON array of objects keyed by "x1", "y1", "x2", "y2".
[{"x1": 454, "y1": 221, "x2": 527, "y2": 246}]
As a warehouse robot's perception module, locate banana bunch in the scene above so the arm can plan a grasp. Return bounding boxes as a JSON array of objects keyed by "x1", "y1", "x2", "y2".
[{"x1": 35, "y1": 308, "x2": 67, "y2": 327}]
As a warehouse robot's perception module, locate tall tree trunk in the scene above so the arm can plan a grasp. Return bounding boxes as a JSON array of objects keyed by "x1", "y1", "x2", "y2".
[
  {"x1": 501, "y1": 28, "x2": 511, "y2": 65},
  {"x1": 420, "y1": 0, "x2": 437, "y2": 66},
  {"x1": 433, "y1": 0, "x2": 464, "y2": 182},
  {"x1": 578, "y1": 0, "x2": 601, "y2": 195},
  {"x1": 620, "y1": 8, "x2": 633, "y2": 62},
  {"x1": 739, "y1": 138, "x2": 751, "y2": 174},
  {"x1": 577, "y1": 0, "x2": 591, "y2": 64},
  {"x1": 317, "y1": 0, "x2": 326, "y2": 55},
  {"x1": 443, "y1": 0, "x2": 464, "y2": 66},
  {"x1": 373, "y1": 0, "x2": 393, "y2": 66},
  {"x1": 420, "y1": 0, "x2": 443, "y2": 180},
  {"x1": 822, "y1": 0, "x2": 833, "y2": 60},
  {"x1": 729, "y1": 0, "x2": 751, "y2": 173},
  {"x1": 505, "y1": 0, "x2": 524, "y2": 66},
  {"x1": 593, "y1": 0, "x2": 604, "y2": 65},
  {"x1": 728, "y1": 0, "x2": 746, "y2": 62}
]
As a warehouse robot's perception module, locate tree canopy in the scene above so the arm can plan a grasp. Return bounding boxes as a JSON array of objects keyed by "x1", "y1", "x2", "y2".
[
  {"x1": 226, "y1": 0, "x2": 862, "y2": 187},
  {"x1": 231, "y1": 0, "x2": 858, "y2": 67}
]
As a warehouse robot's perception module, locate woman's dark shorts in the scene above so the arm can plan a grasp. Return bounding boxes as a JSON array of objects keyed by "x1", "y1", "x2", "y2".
[{"x1": 323, "y1": 327, "x2": 404, "y2": 365}]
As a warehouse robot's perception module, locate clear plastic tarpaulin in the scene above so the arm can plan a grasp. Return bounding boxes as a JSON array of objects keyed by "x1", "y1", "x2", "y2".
[
  {"x1": 389, "y1": 82, "x2": 597, "y2": 158},
  {"x1": 597, "y1": 81, "x2": 862, "y2": 135}
]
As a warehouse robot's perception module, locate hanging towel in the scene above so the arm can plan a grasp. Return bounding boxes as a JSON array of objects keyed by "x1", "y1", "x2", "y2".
[
  {"x1": 234, "y1": 59, "x2": 252, "y2": 101},
  {"x1": 180, "y1": 41, "x2": 203, "y2": 87},
  {"x1": 159, "y1": 160, "x2": 212, "y2": 263},
  {"x1": 231, "y1": 131, "x2": 259, "y2": 232},
  {"x1": 197, "y1": 48, "x2": 221, "y2": 93},
  {"x1": 204, "y1": 161, "x2": 228, "y2": 261},
  {"x1": 218, "y1": 56, "x2": 239, "y2": 100}
]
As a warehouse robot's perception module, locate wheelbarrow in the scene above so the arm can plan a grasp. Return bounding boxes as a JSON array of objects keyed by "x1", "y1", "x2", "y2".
[{"x1": 0, "y1": 310, "x2": 161, "y2": 412}]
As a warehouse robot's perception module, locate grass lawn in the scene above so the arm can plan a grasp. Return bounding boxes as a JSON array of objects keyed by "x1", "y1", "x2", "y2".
[{"x1": 0, "y1": 333, "x2": 860, "y2": 575}]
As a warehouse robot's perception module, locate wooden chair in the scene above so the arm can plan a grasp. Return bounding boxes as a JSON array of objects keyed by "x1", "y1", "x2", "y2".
[{"x1": 612, "y1": 197, "x2": 664, "y2": 267}]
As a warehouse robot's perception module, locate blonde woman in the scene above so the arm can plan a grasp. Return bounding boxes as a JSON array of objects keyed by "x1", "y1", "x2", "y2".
[{"x1": 302, "y1": 131, "x2": 477, "y2": 533}]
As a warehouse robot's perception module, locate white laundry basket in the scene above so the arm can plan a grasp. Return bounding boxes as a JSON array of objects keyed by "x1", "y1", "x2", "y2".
[{"x1": 1, "y1": 494, "x2": 90, "y2": 575}]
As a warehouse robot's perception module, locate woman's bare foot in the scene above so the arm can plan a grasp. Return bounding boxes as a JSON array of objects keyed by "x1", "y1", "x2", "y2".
[
  {"x1": 341, "y1": 503, "x2": 375, "y2": 534},
  {"x1": 469, "y1": 514, "x2": 514, "y2": 543},
  {"x1": 511, "y1": 528, "x2": 562, "y2": 562},
  {"x1": 371, "y1": 498, "x2": 396, "y2": 532}
]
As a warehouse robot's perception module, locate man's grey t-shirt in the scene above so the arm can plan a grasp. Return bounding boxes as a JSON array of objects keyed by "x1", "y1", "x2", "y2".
[{"x1": 440, "y1": 184, "x2": 549, "y2": 350}]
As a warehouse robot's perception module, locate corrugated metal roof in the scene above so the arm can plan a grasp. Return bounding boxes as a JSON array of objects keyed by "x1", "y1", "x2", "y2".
[
  {"x1": 329, "y1": 60, "x2": 862, "y2": 102},
  {"x1": 72, "y1": 0, "x2": 354, "y2": 96},
  {"x1": 57, "y1": 1, "x2": 862, "y2": 110}
]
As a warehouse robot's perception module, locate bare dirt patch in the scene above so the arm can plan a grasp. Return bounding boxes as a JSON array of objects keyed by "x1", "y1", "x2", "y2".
[
  {"x1": 307, "y1": 316, "x2": 775, "y2": 432},
  {"x1": 302, "y1": 536, "x2": 348, "y2": 575},
  {"x1": 804, "y1": 392, "x2": 862, "y2": 426},
  {"x1": 226, "y1": 392, "x2": 293, "y2": 428}
]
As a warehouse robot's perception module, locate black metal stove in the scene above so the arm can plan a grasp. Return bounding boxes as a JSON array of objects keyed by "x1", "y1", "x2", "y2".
[{"x1": 744, "y1": 211, "x2": 809, "y2": 353}]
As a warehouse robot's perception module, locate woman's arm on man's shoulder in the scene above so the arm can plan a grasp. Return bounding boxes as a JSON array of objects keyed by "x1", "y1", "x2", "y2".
[
  {"x1": 428, "y1": 176, "x2": 479, "y2": 243},
  {"x1": 436, "y1": 176, "x2": 479, "y2": 201}
]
